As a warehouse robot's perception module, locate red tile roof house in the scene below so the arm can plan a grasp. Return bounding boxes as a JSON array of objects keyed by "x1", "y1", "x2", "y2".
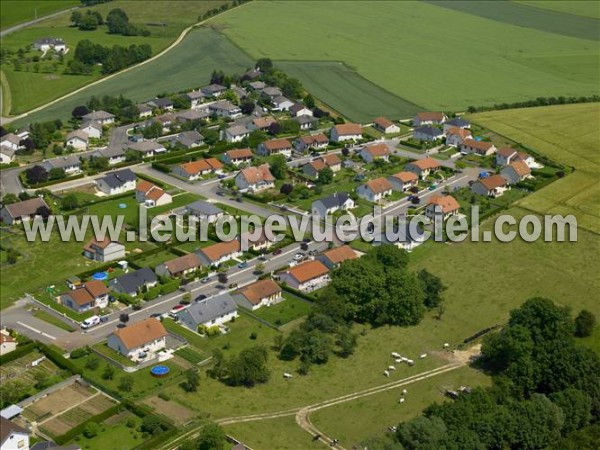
[
  {"x1": 222, "y1": 148, "x2": 253, "y2": 166},
  {"x1": 135, "y1": 180, "x2": 172, "y2": 207},
  {"x1": 248, "y1": 116, "x2": 277, "y2": 131},
  {"x1": 294, "y1": 133, "x2": 329, "y2": 152},
  {"x1": 330, "y1": 123, "x2": 362, "y2": 143},
  {"x1": 388, "y1": 171, "x2": 419, "y2": 192},
  {"x1": 107, "y1": 318, "x2": 168, "y2": 361},
  {"x1": 501, "y1": 160, "x2": 532, "y2": 185},
  {"x1": 461, "y1": 139, "x2": 498, "y2": 156},
  {"x1": 360, "y1": 143, "x2": 391, "y2": 164},
  {"x1": 235, "y1": 164, "x2": 275, "y2": 192},
  {"x1": 155, "y1": 253, "x2": 202, "y2": 278},
  {"x1": 405, "y1": 157, "x2": 442, "y2": 180},
  {"x1": 357, "y1": 177, "x2": 394, "y2": 203},
  {"x1": 83, "y1": 237, "x2": 125, "y2": 262},
  {"x1": 233, "y1": 279, "x2": 282, "y2": 310},
  {"x1": 495, "y1": 147, "x2": 519, "y2": 166},
  {"x1": 471, "y1": 174, "x2": 509, "y2": 198},
  {"x1": 445, "y1": 126, "x2": 473, "y2": 147},
  {"x1": 372, "y1": 117, "x2": 400, "y2": 134},
  {"x1": 257, "y1": 138, "x2": 293, "y2": 157},
  {"x1": 171, "y1": 158, "x2": 224, "y2": 181},
  {"x1": 425, "y1": 195, "x2": 460, "y2": 221},
  {"x1": 61, "y1": 280, "x2": 109, "y2": 312},
  {"x1": 279, "y1": 260, "x2": 330, "y2": 292},
  {"x1": 413, "y1": 111, "x2": 447, "y2": 126},
  {"x1": 302, "y1": 154, "x2": 342, "y2": 178},
  {"x1": 317, "y1": 245, "x2": 358, "y2": 269},
  {"x1": 196, "y1": 240, "x2": 242, "y2": 267}
]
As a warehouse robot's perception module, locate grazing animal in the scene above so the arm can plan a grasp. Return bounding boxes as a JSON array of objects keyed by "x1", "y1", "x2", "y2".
[
  {"x1": 388, "y1": 365, "x2": 396, "y2": 371},
  {"x1": 383, "y1": 370, "x2": 390, "y2": 377}
]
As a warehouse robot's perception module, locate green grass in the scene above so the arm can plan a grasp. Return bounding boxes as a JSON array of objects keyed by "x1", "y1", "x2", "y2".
[
  {"x1": 515, "y1": 1, "x2": 600, "y2": 20},
  {"x1": 211, "y1": 1, "x2": 599, "y2": 115},
  {"x1": 32, "y1": 309, "x2": 76, "y2": 332},
  {"x1": 91, "y1": 342, "x2": 137, "y2": 367},
  {"x1": 131, "y1": 249, "x2": 179, "y2": 269},
  {"x1": 11, "y1": 26, "x2": 254, "y2": 124},
  {"x1": 174, "y1": 346, "x2": 207, "y2": 364},
  {"x1": 311, "y1": 365, "x2": 492, "y2": 448},
  {"x1": 224, "y1": 416, "x2": 319, "y2": 450},
  {"x1": 0, "y1": 0, "x2": 77, "y2": 30},
  {"x1": 250, "y1": 293, "x2": 313, "y2": 327},
  {"x1": 69, "y1": 411, "x2": 146, "y2": 450},
  {"x1": 2, "y1": 0, "x2": 228, "y2": 115},
  {"x1": 276, "y1": 61, "x2": 422, "y2": 122},
  {"x1": 469, "y1": 103, "x2": 600, "y2": 234}
]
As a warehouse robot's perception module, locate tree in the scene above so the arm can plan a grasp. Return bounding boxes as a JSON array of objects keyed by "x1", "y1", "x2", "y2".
[
  {"x1": 83, "y1": 422, "x2": 100, "y2": 438},
  {"x1": 142, "y1": 121, "x2": 162, "y2": 139},
  {"x1": 61, "y1": 193, "x2": 79, "y2": 211},
  {"x1": 2, "y1": 194, "x2": 18, "y2": 204},
  {"x1": 318, "y1": 166, "x2": 333, "y2": 184},
  {"x1": 254, "y1": 262, "x2": 265, "y2": 274},
  {"x1": 48, "y1": 168, "x2": 66, "y2": 181},
  {"x1": 550, "y1": 389, "x2": 592, "y2": 433},
  {"x1": 303, "y1": 94, "x2": 315, "y2": 109},
  {"x1": 102, "y1": 364, "x2": 115, "y2": 380},
  {"x1": 141, "y1": 415, "x2": 165, "y2": 435},
  {"x1": 270, "y1": 154, "x2": 287, "y2": 180},
  {"x1": 225, "y1": 345, "x2": 270, "y2": 387},
  {"x1": 119, "y1": 313, "x2": 130, "y2": 325},
  {"x1": 70, "y1": 11, "x2": 83, "y2": 26},
  {"x1": 396, "y1": 416, "x2": 447, "y2": 450},
  {"x1": 240, "y1": 99, "x2": 255, "y2": 115},
  {"x1": 106, "y1": 8, "x2": 129, "y2": 34},
  {"x1": 255, "y1": 58, "x2": 273, "y2": 72},
  {"x1": 183, "y1": 368, "x2": 200, "y2": 392},
  {"x1": 72, "y1": 105, "x2": 89, "y2": 119},
  {"x1": 194, "y1": 422, "x2": 226, "y2": 450},
  {"x1": 217, "y1": 272, "x2": 228, "y2": 285},
  {"x1": 118, "y1": 374, "x2": 134, "y2": 392},
  {"x1": 417, "y1": 269, "x2": 446, "y2": 308},
  {"x1": 267, "y1": 122, "x2": 282, "y2": 135},
  {"x1": 19, "y1": 137, "x2": 35, "y2": 152},
  {"x1": 280, "y1": 183, "x2": 293, "y2": 195},
  {"x1": 574, "y1": 310, "x2": 596, "y2": 337},
  {"x1": 25, "y1": 165, "x2": 48, "y2": 184}
]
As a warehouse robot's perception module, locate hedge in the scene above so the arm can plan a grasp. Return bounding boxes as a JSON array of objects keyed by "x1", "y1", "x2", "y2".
[
  {"x1": 54, "y1": 404, "x2": 121, "y2": 444},
  {"x1": 21, "y1": 172, "x2": 85, "y2": 189},
  {"x1": 39, "y1": 343, "x2": 82, "y2": 375},
  {"x1": 151, "y1": 162, "x2": 171, "y2": 173},
  {"x1": 0, "y1": 341, "x2": 38, "y2": 365},
  {"x1": 279, "y1": 284, "x2": 317, "y2": 303}
]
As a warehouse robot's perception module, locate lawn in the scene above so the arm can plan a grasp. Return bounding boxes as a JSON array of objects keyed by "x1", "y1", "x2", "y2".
[
  {"x1": 130, "y1": 249, "x2": 180, "y2": 269},
  {"x1": 0, "y1": 0, "x2": 77, "y2": 30},
  {"x1": 515, "y1": 1, "x2": 600, "y2": 20},
  {"x1": 210, "y1": 1, "x2": 598, "y2": 116},
  {"x1": 311, "y1": 365, "x2": 492, "y2": 448},
  {"x1": 11, "y1": 26, "x2": 254, "y2": 125},
  {"x1": 250, "y1": 293, "x2": 313, "y2": 327},
  {"x1": 469, "y1": 103, "x2": 600, "y2": 234},
  {"x1": 2, "y1": 0, "x2": 228, "y2": 115},
  {"x1": 32, "y1": 309, "x2": 76, "y2": 332},
  {"x1": 224, "y1": 416, "x2": 319, "y2": 450},
  {"x1": 68, "y1": 411, "x2": 146, "y2": 450}
]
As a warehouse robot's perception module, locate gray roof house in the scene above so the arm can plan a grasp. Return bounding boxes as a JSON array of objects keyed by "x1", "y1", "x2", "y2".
[
  {"x1": 95, "y1": 168, "x2": 136, "y2": 195},
  {"x1": 443, "y1": 118, "x2": 471, "y2": 132},
  {"x1": 413, "y1": 126, "x2": 444, "y2": 142},
  {"x1": 127, "y1": 140, "x2": 167, "y2": 157},
  {"x1": 201, "y1": 84, "x2": 227, "y2": 97},
  {"x1": 96, "y1": 146, "x2": 126, "y2": 164},
  {"x1": 311, "y1": 192, "x2": 355, "y2": 218},
  {"x1": 163, "y1": 130, "x2": 204, "y2": 148},
  {"x1": 81, "y1": 110, "x2": 115, "y2": 125},
  {"x1": 176, "y1": 293, "x2": 238, "y2": 330},
  {"x1": 109, "y1": 268, "x2": 158, "y2": 297},
  {"x1": 184, "y1": 200, "x2": 223, "y2": 223},
  {"x1": 1, "y1": 197, "x2": 50, "y2": 225},
  {"x1": 174, "y1": 109, "x2": 209, "y2": 122},
  {"x1": 146, "y1": 97, "x2": 174, "y2": 110},
  {"x1": 261, "y1": 86, "x2": 282, "y2": 99},
  {"x1": 41, "y1": 155, "x2": 81, "y2": 174}
]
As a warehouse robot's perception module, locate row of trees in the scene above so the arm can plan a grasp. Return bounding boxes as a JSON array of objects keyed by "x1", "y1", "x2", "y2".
[
  {"x1": 69, "y1": 39, "x2": 151, "y2": 75},
  {"x1": 467, "y1": 95, "x2": 600, "y2": 113},
  {"x1": 71, "y1": 7, "x2": 148, "y2": 35},
  {"x1": 374, "y1": 298, "x2": 599, "y2": 450},
  {"x1": 70, "y1": 9, "x2": 104, "y2": 30}
]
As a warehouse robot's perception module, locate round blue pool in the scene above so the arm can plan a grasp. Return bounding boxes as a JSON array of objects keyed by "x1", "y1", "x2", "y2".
[
  {"x1": 119, "y1": 203, "x2": 127, "y2": 209},
  {"x1": 92, "y1": 271, "x2": 108, "y2": 281},
  {"x1": 151, "y1": 365, "x2": 170, "y2": 377}
]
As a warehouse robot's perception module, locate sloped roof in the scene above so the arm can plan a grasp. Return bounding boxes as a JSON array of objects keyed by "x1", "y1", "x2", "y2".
[
  {"x1": 478, "y1": 174, "x2": 508, "y2": 190},
  {"x1": 408, "y1": 157, "x2": 441, "y2": 170},
  {"x1": 316, "y1": 192, "x2": 351, "y2": 209},
  {"x1": 178, "y1": 293, "x2": 237, "y2": 325},
  {"x1": 0, "y1": 417, "x2": 28, "y2": 443},
  {"x1": 365, "y1": 177, "x2": 393, "y2": 194},
  {"x1": 299, "y1": 134, "x2": 328, "y2": 145},
  {"x1": 186, "y1": 200, "x2": 223, "y2": 216},
  {"x1": 2, "y1": 197, "x2": 49, "y2": 219},
  {"x1": 239, "y1": 164, "x2": 274, "y2": 184},
  {"x1": 112, "y1": 318, "x2": 167, "y2": 351},
  {"x1": 427, "y1": 195, "x2": 460, "y2": 214},
  {"x1": 321, "y1": 246, "x2": 358, "y2": 265},
  {"x1": 416, "y1": 111, "x2": 444, "y2": 121},
  {"x1": 285, "y1": 260, "x2": 329, "y2": 284},
  {"x1": 262, "y1": 138, "x2": 292, "y2": 151},
  {"x1": 507, "y1": 160, "x2": 531, "y2": 176},
  {"x1": 237, "y1": 279, "x2": 281, "y2": 305},
  {"x1": 198, "y1": 240, "x2": 241, "y2": 262},
  {"x1": 390, "y1": 171, "x2": 418, "y2": 183},
  {"x1": 462, "y1": 139, "x2": 495, "y2": 151},
  {"x1": 225, "y1": 148, "x2": 253, "y2": 159},
  {"x1": 497, "y1": 147, "x2": 518, "y2": 158},
  {"x1": 164, "y1": 253, "x2": 202, "y2": 274},
  {"x1": 98, "y1": 169, "x2": 136, "y2": 188},
  {"x1": 445, "y1": 126, "x2": 471, "y2": 139},
  {"x1": 333, "y1": 123, "x2": 362, "y2": 136},
  {"x1": 364, "y1": 143, "x2": 390, "y2": 157},
  {"x1": 373, "y1": 117, "x2": 394, "y2": 128}
]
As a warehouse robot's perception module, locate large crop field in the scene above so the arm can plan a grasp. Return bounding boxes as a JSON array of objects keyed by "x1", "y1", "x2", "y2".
[
  {"x1": 211, "y1": 1, "x2": 598, "y2": 117},
  {"x1": 1, "y1": 0, "x2": 227, "y2": 115},
  {"x1": 469, "y1": 103, "x2": 600, "y2": 234},
  {"x1": 0, "y1": 1, "x2": 78, "y2": 30},
  {"x1": 11, "y1": 27, "x2": 254, "y2": 125}
]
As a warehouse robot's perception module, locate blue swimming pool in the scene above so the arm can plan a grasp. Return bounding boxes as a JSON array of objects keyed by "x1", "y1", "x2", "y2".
[
  {"x1": 92, "y1": 271, "x2": 108, "y2": 281},
  {"x1": 150, "y1": 365, "x2": 170, "y2": 377}
]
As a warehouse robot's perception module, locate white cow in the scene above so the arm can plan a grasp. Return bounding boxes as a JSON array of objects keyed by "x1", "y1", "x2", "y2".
[
  {"x1": 383, "y1": 370, "x2": 390, "y2": 377},
  {"x1": 388, "y1": 365, "x2": 396, "y2": 371},
  {"x1": 391, "y1": 352, "x2": 400, "y2": 358}
]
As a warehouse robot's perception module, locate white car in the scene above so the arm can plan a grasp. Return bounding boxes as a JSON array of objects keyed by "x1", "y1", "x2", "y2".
[
  {"x1": 293, "y1": 253, "x2": 304, "y2": 261},
  {"x1": 81, "y1": 315, "x2": 101, "y2": 329}
]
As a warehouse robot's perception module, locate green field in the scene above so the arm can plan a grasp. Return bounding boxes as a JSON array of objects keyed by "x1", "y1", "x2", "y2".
[
  {"x1": 12, "y1": 27, "x2": 254, "y2": 125},
  {"x1": 211, "y1": 1, "x2": 599, "y2": 116},
  {"x1": 469, "y1": 103, "x2": 600, "y2": 234},
  {"x1": 2, "y1": 0, "x2": 228, "y2": 115},
  {"x1": 69, "y1": 411, "x2": 145, "y2": 450},
  {"x1": 0, "y1": 0, "x2": 77, "y2": 30},
  {"x1": 311, "y1": 366, "x2": 492, "y2": 448},
  {"x1": 224, "y1": 416, "x2": 319, "y2": 450},
  {"x1": 515, "y1": 1, "x2": 600, "y2": 20},
  {"x1": 250, "y1": 293, "x2": 313, "y2": 326}
]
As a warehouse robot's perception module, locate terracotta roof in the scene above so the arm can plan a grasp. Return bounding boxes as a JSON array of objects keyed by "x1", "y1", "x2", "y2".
[
  {"x1": 112, "y1": 318, "x2": 167, "y2": 351},
  {"x1": 253, "y1": 116, "x2": 276, "y2": 129},
  {"x1": 146, "y1": 187, "x2": 167, "y2": 202},
  {"x1": 497, "y1": 147, "x2": 518, "y2": 158},
  {"x1": 479, "y1": 174, "x2": 507, "y2": 190},
  {"x1": 365, "y1": 177, "x2": 393, "y2": 194},
  {"x1": 462, "y1": 139, "x2": 495, "y2": 151},
  {"x1": 516, "y1": 152, "x2": 531, "y2": 161},
  {"x1": 240, "y1": 164, "x2": 275, "y2": 184},
  {"x1": 508, "y1": 160, "x2": 531, "y2": 176},
  {"x1": 333, "y1": 123, "x2": 362, "y2": 136},
  {"x1": 300, "y1": 133, "x2": 328, "y2": 145},
  {"x1": 83, "y1": 236, "x2": 112, "y2": 252},
  {"x1": 373, "y1": 117, "x2": 394, "y2": 129},
  {"x1": 320, "y1": 153, "x2": 341, "y2": 166},
  {"x1": 226, "y1": 148, "x2": 253, "y2": 159},
  {"x1": 136, "y1": 180, "x2": 156, "y2": 194},
  {"x1": 63, "y1": 280, "x2": 108, "y2": 306},
  {"x1": 446, "y1": 126, "x2": 471, "y2": 139},
  {"x1": 322, "y1": 246, "x2": 358, "y2": 265},
  {"x1": 164, "y1": 253, "x2": 202, "y2": 274},
  {"x1": 307, "y1": 160, "x2": 326, "y2": 171},
  {"x1": 84, "y1": 280, "x2": 109, "y2": 298},
  {"x1": 199, "y1": 240, "x2": 241, "y2": 262},
  {"x1": 427, "y1": 195, "x2": 460, "y2": 214},
  {"x1": 262, "y1": 138, "x2": 292, "y2": 151},
  {"x1": 364, "y1": 143, "x2": 390, "y2": 157},
  {"x1": 409, "y1": 157, "x2": 441, "y2": 170},
  {"x1": 391, "y1": 171, "x2": 418, "y2": 183},
  {"x1": 416, "y1": 111, "x2": 444, "y2": 121},
  {"x1": 179, "y1": 158, "x2": 223, "y2": 175},
  {"x1": 238, "y1": 279, "x2": 281, "y2": 305},
  {"x1": 286, "y1": 260, "x2": 329, "y2": 284},
  {"x1": 0, "y1": 334, "x2": 15, "y2": 344}
]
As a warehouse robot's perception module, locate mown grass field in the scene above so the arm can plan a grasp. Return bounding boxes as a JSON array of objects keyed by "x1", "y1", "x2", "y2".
[
  {"x1": 224, "y1": 416, "x2": 319, "y2": 450},
  {"x1": 515, "y1": 1, "x2": 600, "y2": 20},
  {"x1": 211, "y1": 1, "x2": 598, "y2": 116},
  {"x1": 2, "y1": 0, "x2": 227, "y2": 115},
  {"x1": 0, "y1": 0, "x2": 77, "y2": 30},
  {"x1": 12, "y1": 27, "x2": 254, "y2": 125},
  {"x1": 469, "y1": 103, "x2": 600, "y2": 234}
]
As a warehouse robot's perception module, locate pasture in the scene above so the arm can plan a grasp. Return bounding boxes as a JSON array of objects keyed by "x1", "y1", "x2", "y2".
[
  {"x1": 515, "y1": 1, "x2": 600, "y2": 20},
  {"x1": 211, "y1": 1, "x2": 599, "y2": 116},
  {"x1": 469, "y1": 103, "x2": 600, "y2": 234},
  {"x1": 2, "y1": 0, "x2": 228, "y2": 115},
  {"x1": 11, "y1": 27, "x2": 254, "y2": 125},
  {"x1": 0, "y1": 1, "x2": 77, "y2": 30},
  {"x1": 70, "y1": 410, "x2": 146, "y2": 450}
]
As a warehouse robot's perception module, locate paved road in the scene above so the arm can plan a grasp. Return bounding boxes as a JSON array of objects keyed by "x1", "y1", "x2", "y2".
[
  {"x1": 1, "y1": 298, "x2": 73, "y2": 344},
  {"x1": 0, "y1": 7, "x2": 79, "y2": 38}
]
